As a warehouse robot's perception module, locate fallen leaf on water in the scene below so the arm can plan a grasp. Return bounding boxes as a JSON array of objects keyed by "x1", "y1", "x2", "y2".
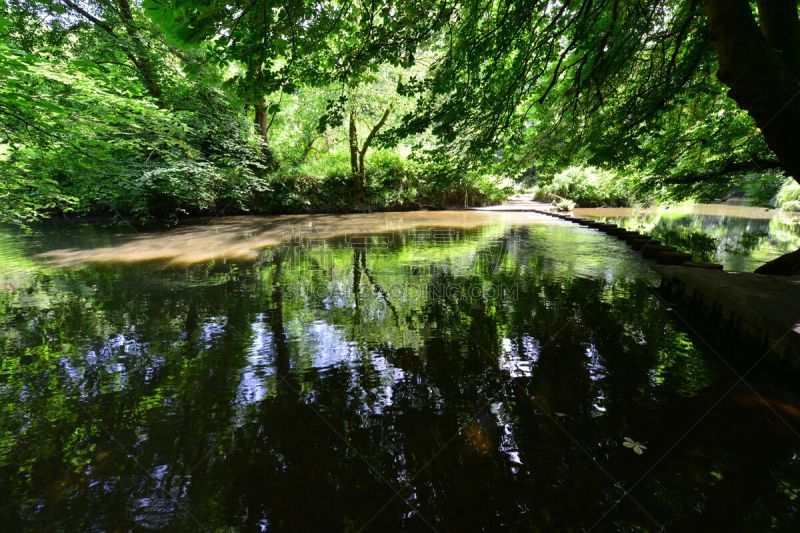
[{"x1": 623, "y1": 437, "x2": 647, "y2": 455}]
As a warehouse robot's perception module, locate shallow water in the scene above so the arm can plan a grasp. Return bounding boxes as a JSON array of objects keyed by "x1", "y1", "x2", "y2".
[
  {"x1": 577, "y1": 203, "x2": 800, "y2": 271},
  {"x1": 1, "y1": 211, "x2": 799, "y2": 530}
]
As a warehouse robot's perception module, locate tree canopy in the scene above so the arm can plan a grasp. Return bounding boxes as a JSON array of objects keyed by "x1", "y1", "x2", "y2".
[{"x1": 2, "y1": 0, "x2": 799, "y2": 224}]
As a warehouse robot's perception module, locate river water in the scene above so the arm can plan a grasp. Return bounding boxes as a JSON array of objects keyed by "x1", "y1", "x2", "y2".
[
  {"x1": 576, "y1": 202, "x2": 800, "y2": 271},
  {"x1": 0, "y1": 207, "x2": 798, "y2": 530}
]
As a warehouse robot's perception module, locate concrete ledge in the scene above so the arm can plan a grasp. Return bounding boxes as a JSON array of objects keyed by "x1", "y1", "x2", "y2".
[{"x1": 655, "y1": 266, "x2": 800, "y2": 367}]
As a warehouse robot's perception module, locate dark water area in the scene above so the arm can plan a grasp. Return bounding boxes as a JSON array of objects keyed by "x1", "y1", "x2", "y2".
[
  {"x1": 577, "y1": 203, "x2": 800, "y2": 272},
  {"x1": 1, "y1": 212, "x2": 799, "y2": 530}
]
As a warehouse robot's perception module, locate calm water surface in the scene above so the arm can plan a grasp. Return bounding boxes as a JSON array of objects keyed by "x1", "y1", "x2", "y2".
[
  {"x1": 1, "y1": 210, "x2": 799, "y2": 530},
  {"x1": 577, "y1": 203, "x2": 800, "y2": 271}
]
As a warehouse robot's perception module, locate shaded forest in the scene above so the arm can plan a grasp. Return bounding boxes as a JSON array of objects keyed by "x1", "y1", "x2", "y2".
[{"x1": 2, "y1": 0, "x2": 800, "y2": 225}]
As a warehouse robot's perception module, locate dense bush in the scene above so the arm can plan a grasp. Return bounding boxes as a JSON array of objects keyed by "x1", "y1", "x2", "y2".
[
  {"x1": 777, "y1": 178, "x2": 800, "y2": 211},
  {"x1": 738, "y1": 172, "x2": 786, "y2": 207},
  {"x1": 255, "y1": 150, "x2": 511, "y2": 213},
  {"x1": 781, "y1": 201, "x2": 800, "y2": 212},
  {"x1": 533, "y1": 166, "x2": 638, "y2": 207},
  {"x1": 553, "y1": 199, "x2": 576, "y2": 212},
  {"x1": 1, "y1": 33, "x2": 510, "y2": 226}
]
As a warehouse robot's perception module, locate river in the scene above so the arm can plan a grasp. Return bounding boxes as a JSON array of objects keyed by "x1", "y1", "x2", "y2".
[{"x1": 0, "y1": 207, "x2": 798, "y2": 529}]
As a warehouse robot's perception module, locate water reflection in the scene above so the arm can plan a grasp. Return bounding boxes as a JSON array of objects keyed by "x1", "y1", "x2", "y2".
[
  {"x1": 577, "y1": 203, "x2": 800, "y2": 271},
  {"x1": 0, "y1": 218, "x2": 798, "y2": 530}
]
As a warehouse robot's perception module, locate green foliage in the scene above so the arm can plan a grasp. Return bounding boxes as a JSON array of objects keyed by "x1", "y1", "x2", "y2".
[
  {"x1": 1, "y1": 46, "x2": 267, "y2": 222},
  {"x1": 259, "y1": 149, "x2": 510, "y2": 212},
  {"x1": 0, "y1": 167, "x2": 75, "y2": 226},
  {"x1": 553, "y1": 199, "x2": 575, "y2": 212},
  {"x1": 124, "y1": 160, "x2": 266, "y2": 222},
  {"x1": 738, "y1": 173, "x2": 785, "y2": 207},
  {"x1": 777, "y1": 179, "x2": 800, "y2": 211},
  {"x1": 3, "y1": 0, "x2": 798, "y2": 226},
  {"x1": 535, "y1": 166, "x2": 639, "y2": 207},
  {"x1": 780, "y1": 201, "x2": 800, "y2": 212}
]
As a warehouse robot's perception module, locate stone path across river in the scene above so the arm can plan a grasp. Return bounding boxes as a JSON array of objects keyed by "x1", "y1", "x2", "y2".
[
  {"x1": 472, "y1": 194, "x2": 718, "y2": 268},
  {"x1": 474, "y1": 194, "x2": 800, "y2": 369}
]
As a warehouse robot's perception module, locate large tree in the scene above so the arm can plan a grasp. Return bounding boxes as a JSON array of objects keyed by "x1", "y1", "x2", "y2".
[
  {"x1": 145, "y1": 1, "x2": 800, "y2": 184},
  {"x1": 144, "y1": 0, "x2": 448, "y2": 170},
  {"x1": 702, "y1": 0, "x2": 800, "y2": 182},
  {"x1": 390, "y1": 1, "x2": 796, "y2": 184}
]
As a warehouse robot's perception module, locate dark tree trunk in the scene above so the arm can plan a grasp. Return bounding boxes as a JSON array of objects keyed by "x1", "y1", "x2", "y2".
[
  {"x1": 348, "y1": 108, "x2": 361, "y2": 179},
  {"x1": 757, "y1": 0, "x2": 800, "y2": 76},
  {"x1": 348, "y1": 104, "x2": 393, "y2": 205},
  {"x1": 702, "y1": 0, "x2": 800, "y2": 183},
  {"x1": 703, "y1": 0, "x2": 800, "y2": 274}
]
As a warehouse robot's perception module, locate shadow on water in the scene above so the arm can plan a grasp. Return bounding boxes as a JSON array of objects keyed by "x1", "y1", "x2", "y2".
[{"x1": 0, "y1": 215, "x2": 799, "y2": 530}]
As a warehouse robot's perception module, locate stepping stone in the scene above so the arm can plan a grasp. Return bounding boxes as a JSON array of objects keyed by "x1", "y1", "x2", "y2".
[
  {"x1": 641, "y1": 245, "x2": 676, "y2": 258},
  {"x1": 682, "y1": 261, "x2": 724, "y2": 270},
  {"x1": 630, "y1": 238, "x2": 658, "y2": 250},
  {"x1": 622, "y1": 232, "x2": 645, "y2": 242},
  {"x1": 655, "y1": 251, "x2": 693, "y2": 265},
  {"x1": 616, "y1": 230, "x2": 639, "y2": 240},
  {"x1": 640, "y1": 240, "x2": 662, "y2": 251},
  {"x1": 596, "y1": 223, "x2": 621, "y2": 232}
]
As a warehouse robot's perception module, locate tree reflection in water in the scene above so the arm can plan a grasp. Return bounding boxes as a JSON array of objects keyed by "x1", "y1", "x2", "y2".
[
  {"x1": 579, "y1": 203, "x2": 800, "y2": 271},
  {"x1": 0, "y1": 220, "x2": 798, "y2": 530}
]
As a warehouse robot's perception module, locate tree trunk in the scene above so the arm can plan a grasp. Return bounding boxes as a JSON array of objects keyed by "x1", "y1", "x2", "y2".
[
  {"x1": 254, "y1": 99, "x2": 268, "y2": 138},
  {"x1": 349, "y1": 107, "x2": 360, "y2": 179},
  {"x1": 702, "y1": 0, "x2": 800, "y2": 273},
  {"x1": 702, "y1": 0, "x2": 800, "y2": 183},
  {"x1": 348, "y1": 107, "x2": 365, "y2": 204},
  {"x1": 254, "y1": 98, "x2": 278, "y2": 170},
  {"x1": 357, "y1": 103, "x2": 393, "y2": 186},
  {"x1": 757, "y1": 0, "x2": 800, "y2": 76},
  {"x1": 299, "y1": 135, "x2": 317, "y2": 162}
]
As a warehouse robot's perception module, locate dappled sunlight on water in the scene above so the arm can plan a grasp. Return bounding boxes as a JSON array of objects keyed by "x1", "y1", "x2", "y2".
[{"x1": 34, "y1": 211, "x2": 557, "y2": 267}]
